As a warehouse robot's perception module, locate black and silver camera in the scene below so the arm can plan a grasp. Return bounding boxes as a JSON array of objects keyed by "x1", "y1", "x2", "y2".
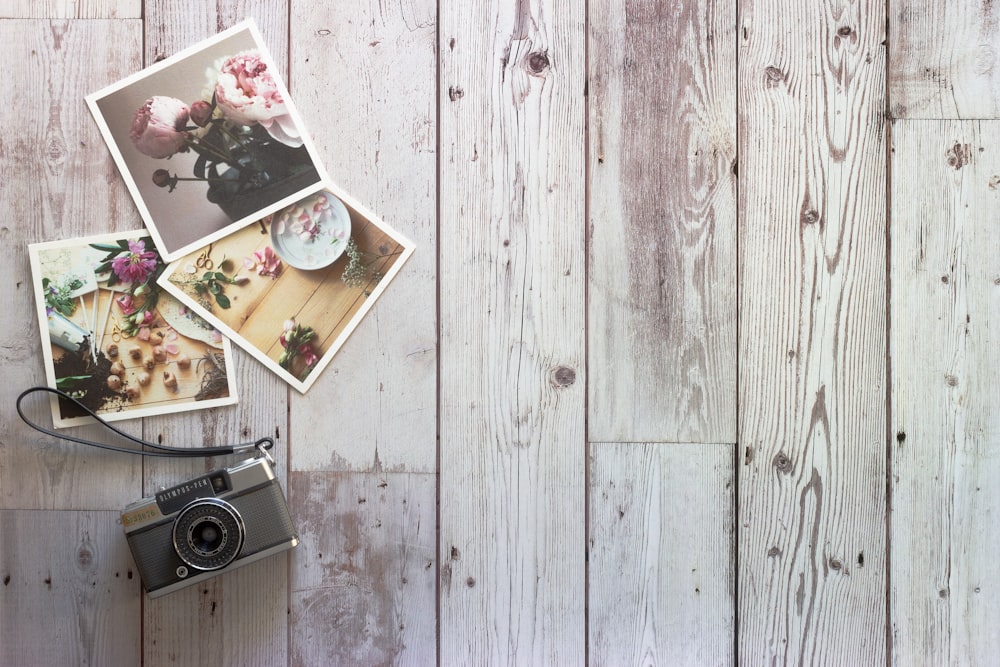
[{"x1": 121, "y1": 455, "x2": 298, "y2": 598}]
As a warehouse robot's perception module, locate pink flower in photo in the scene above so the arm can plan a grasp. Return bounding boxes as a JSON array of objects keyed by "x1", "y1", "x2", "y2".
[
  {"x1": 298, "y1": 343, "x2": 318, "y2": 367},
  {"x1": 244, "y1": 246, "x2": 282, "y2": 279},
  {"x1": 116, "y1": 294, "x2": 136, "y2": 315},
  {"x1": 188, "y1": 100, "x2": 214, "y2": 127},
  {"x1": 133, "y1": 310, "x2": 154, "y2": 327},
  {"x1": 111, "y1": 239, "x2": 159, "y2": 284},
  {"x1": 214, "y1": 50, "x2": 302, "y2": 147},
  {"x1": 130, "y1": 96, "x2": 190, "y2": 159}
]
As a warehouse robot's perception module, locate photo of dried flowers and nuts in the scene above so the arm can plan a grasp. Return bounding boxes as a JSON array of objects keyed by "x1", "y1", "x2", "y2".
[
  {"x1": 157, "y1": 185, "x2": 414, "y2": 393},
  {"x1": 85, "y1": 21, "x2": 326, "y2": 262},
  {"x1": 29, "y1": 232, "x2": 238, "y2": 428}
]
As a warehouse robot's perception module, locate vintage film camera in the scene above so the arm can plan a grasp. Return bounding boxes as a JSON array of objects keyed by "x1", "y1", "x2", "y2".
[{"x1": 121, "y1": 453, "x2": 298, "y2": 598}]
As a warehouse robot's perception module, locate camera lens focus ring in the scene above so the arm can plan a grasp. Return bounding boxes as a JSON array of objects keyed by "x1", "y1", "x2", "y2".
[{"x1": 172, "y1": 498, "x2": 245, "y2": 571}]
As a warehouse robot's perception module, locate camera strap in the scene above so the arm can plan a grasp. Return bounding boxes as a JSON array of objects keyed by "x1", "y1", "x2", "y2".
[{"x1": 16, "y1": 386, "x2": 275, "y2": 460}]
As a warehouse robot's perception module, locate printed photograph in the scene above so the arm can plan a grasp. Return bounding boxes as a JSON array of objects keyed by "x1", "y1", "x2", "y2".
[
  {"x1": 86, "y1": 20, "x2": 325, "y2": 261},
  {"x1": 158, "y1": 184, "x2": 415, "y2": 393},
  {"x1": 29, "y1": 232, "x2": 238, "y2": 428}
]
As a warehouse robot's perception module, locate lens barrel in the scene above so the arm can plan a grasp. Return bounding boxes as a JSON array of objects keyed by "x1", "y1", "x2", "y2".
[{"x1": 172, "y1": 498, "x2": 245, "y2": 571}]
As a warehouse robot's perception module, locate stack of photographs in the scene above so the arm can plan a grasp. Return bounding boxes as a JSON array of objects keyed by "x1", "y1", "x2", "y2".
[{"x1": 29, "y1": 20, "x2": 414, "y2": 426}]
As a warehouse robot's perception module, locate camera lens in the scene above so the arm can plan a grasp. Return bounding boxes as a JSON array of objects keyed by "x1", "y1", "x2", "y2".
[{"x1": 172, "y1": 498, "x2": 245, "y2": 571}]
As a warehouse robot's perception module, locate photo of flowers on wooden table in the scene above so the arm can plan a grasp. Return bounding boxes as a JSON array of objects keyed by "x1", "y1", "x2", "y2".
[
  {"x1": 29, "y1": 232, "x2": 238, "y2": 428},
  {"x1": 86, "y1": 21, "x2": 325, "y2": 262},
  {"x1": 157, "y1": 186, "x2": 414, "y2": 393}
]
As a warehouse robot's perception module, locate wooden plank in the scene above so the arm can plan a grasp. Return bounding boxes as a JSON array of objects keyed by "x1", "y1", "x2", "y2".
[
  {"x1": 737, "y1": 0, "x2": 888, "y2": 663},
  {"x1": 283, "y1": 2, "x2": 438, "y2": 663},
  {"x1": 139, "y1": 5, "x2": 292, "y2": 666},
  {"x1": 889, "y1": 0, "x2": 1000, "y2": 119},
  {"x1": 1, "y1": 19, "x2": 144, "y2": 510},
  {"x1": 589, "y1": 442, "x2": 734, "y2": 665},
  {"x1": 287, "y1": 0, "x2": 437, "y2": 473},
  {"x1": 288, "y1": 471, "x2": 436, "y2": 664},
  {"x1": 0, "y1": 0, "x2": 141, "y2": 18},
  {"x1": 0, "y1": 510, "x2": 140, "y2": 666},
  {"x1": 889, "y1": 119, "x2": 1000, "y2": 665},
  {"x1": 144, "y1": 1, "x2": 289, "y2": 74},
  {"x1": 588, "y1": 0, "x2": 737, "y2": 444},
  {"x1": 438, "y1": 0, "x2": 587, "y2": 663}
]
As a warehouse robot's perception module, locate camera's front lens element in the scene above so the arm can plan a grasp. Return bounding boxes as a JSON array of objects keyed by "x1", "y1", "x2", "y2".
[{"x1": 172, "y1": 498, "x2": 245, "y2": 571}]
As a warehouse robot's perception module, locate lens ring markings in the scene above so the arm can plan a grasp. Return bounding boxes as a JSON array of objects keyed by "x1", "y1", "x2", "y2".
[{"x1": 172, "y1": 498, "x2": 245, "y2": 571}]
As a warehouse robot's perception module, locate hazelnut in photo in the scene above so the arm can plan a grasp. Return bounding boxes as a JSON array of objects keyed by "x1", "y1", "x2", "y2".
[
  {"x1": 152, "y1": 345, "x2": 167, "y2": 362},
  {"x1": 109, "y1": 361, "x2": 125, "y2": 376},
  {"x1": 106, "y1": 343, "x2": 119, "y2": 358},
  {"x1": 129, "y1": 345, "x2": 142, "y2": 360},
  {"x1": 176, "y1": 354, "x2": 191, "y2": 370},
  {"x1": 162, "y1": 371, "x2": 177, "y2": 389},
  {"x1": 106, "y1": 375, "x2": 122, "y2": 391},
  {"x1": 137, "y1": 371, "x2": 151, "y2": 386}
]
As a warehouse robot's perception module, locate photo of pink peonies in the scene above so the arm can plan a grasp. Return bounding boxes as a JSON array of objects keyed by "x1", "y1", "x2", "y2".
[
  {"x1": 86, "y1": 21, "x2": 325, "y2": 262},
  {"x1": 28, "y1": 231, "x2": 239, "y2": 428}
]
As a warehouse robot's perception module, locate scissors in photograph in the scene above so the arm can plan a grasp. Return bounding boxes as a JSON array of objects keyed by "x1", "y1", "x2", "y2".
[{"x1": 196, "y1": 244, "x2": 215, "y2": 271}]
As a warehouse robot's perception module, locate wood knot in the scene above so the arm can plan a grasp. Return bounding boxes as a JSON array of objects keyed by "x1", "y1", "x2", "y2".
[
  {"x1": 773, "y1": 451, "x2": 793, "y2": 473},
  {"x1": 801, "y1": 209, "x2": 820, "y2": 225},
  {"x1": 448, "y1": 86, "x2": 464, "y2": 102},
  {"x1": 526, "y1": 51, "x2": 550, "y2": 75},
  {"x1": 764, "y1": 66, "x2": 786, "y2": 87},
  {"x1": 77, "y1": 546, "x2": 94, "y2": 569},
  {"x1": 549, "y1": 366, "x2": 576, "y2": 388},
  {"x1": 946, "y1": 142, "x2": 971, "y2": 169},
  {"x1": 837, "y1": 26, "x2": 853, "y2": 36}
]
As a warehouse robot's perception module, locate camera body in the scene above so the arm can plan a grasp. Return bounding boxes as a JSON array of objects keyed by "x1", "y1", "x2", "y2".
[{"x1": 121, "y1": 456, "x2": 298, "y2": 598}]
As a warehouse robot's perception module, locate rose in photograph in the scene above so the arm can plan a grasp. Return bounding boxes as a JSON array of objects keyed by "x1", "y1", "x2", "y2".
[{"x1": 131, "y1": 49, "x2": 314, "y2": 221}]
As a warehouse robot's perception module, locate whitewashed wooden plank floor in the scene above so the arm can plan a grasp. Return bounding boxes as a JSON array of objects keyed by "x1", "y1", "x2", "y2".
[{"x1": 1, "y1": 1, "x2": 998, "y2": 666}]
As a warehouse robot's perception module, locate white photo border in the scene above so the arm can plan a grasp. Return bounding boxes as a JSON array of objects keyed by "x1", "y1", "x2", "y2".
[
  {"x1": 157, "y1": 178, "x2": 416, "y2": 394},
  {"x1": 85, "y1": 19, "x2": 328, "y2": 262},
  {"x1": 29, "y1": 231, "x2": 239, "y2": 428}
]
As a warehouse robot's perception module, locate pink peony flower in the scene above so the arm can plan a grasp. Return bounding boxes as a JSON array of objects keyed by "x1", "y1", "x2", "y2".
[
  {"x1": 213, "y1": 51, "x2": 302, "y2": 147},
  {"x1": 189, "y1": 100, "x2": 214, "y2": 127},
  {"x1": 244, "y1": 246, "x2": 282, "y2": 279},
  {"x1": 111, "y1": 239, "x2": 159, "y2": 284},
  {"x1": 130, "y1": 96, "x2": 190, "y2": 158}
]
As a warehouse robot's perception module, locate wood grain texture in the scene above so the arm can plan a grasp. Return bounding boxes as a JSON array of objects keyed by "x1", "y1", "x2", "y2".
[
  {"x1": 288, "y1": 471, "x2": 436, "y2": 665},
  {"x1": 737, "y1": 0, "x2": 888, "y2": 663},
  {"x1": 889, "y1": 120, "x2": 1000, "y2": 665},
  {"x1": 0, "y1": 510, "x2": 140, "y2": 666},
  {"x1": 0, "y1": 0, "x2": 140, "y2": 18},
  {"x1": 889, "y1": 0, "x2": 1000, "y2": 119},
  {"x1": 0, "y1": 19, "x2": 144, "y2": 511},
  {"x1": 589, "y1": 442, "x2": 735, "y2": 665},
  {"x1": 139, "y1": 5, "x2": 292, "y2": 666},
  {"x1": 588, "y1": 0, "x2": 737, "y2": 444},
  {"x1": 438, "y1": 0, "x2": 587, "y2": 663},
  {"x1": 288, "y1": 0, "x2": 437, "y2": 473},
  {"x1": 284, "y1": 3, "x2": 439, "y2": 663},
  {"x1": 144, "y1": 0, "x2": 289, "y2": 74}
]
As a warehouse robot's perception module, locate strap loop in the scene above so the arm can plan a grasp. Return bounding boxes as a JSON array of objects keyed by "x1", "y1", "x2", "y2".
[{"x1": 16, "y1": 386, "x2": 275, "y2": 461}]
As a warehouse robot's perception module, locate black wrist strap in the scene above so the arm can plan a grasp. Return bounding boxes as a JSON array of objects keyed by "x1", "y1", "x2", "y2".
[{"x1": 16, "y1": 386, "x2": 274, "y2": 459}]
